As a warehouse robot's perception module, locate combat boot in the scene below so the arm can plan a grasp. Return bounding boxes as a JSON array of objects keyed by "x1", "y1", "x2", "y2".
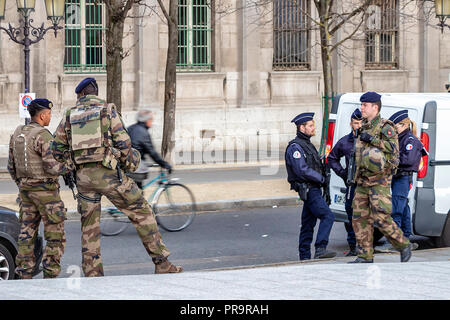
[
  {"x1": 154, "y1": 258, "x2": 183, "y2": 274},
  {"x1": 345, "y1": 246, "x2": 358, "y2": 257},
  {"x1": 314, "y1": 247, "x2": 337, "y2": 259},
  {"x1": 400, "y1": 243, "x2": 412, "y2": 262},
  {"x1": 348, "y1": 257, "x2": 373, "y2": 263}
]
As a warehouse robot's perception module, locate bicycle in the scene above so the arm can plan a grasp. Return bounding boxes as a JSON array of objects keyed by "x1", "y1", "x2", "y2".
[{"x1": 100, "y1": 164, "x2": 197, "y2": 236}]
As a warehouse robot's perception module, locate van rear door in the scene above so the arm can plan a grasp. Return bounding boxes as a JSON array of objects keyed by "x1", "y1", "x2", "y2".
[{"x1": 414, "y1": 99, "x2": 450, "y2": 237}]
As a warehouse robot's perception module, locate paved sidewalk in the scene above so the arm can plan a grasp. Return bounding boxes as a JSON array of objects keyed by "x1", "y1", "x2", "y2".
[
  {"x1": 0, "y1": 160, "x2": 298, "y2": 218},
  {"x1": 2, "y1": 247, "x2": 450, "y2": 300}
]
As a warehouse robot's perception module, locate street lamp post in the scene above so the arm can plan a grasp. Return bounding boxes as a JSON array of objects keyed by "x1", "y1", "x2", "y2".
[
  {"x1": 435, "y1": 0, "x2": 450, "y2": 32},
  {"x1": 0, "y1": 0, "x2": 64, "y2": 121}
]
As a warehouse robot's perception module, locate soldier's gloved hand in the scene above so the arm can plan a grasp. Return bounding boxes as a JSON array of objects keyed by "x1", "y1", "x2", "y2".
[{"x1": 359, "y1": 132, "x2": 374, "y2": 143}]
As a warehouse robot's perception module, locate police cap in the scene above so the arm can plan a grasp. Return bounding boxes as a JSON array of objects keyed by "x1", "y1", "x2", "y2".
[
  {"x1": 291, "y1": 112, "x2": 314, "y2": 126},
  {"x1": 351, "y1": 108, "x2": 362, "y2": 120},
  {"x1": 360, "y1": 91, "x2": 381, "y2": 103},
  {"x1": 389, "y1": 110, "x2": 408, "y2": 124},
  {"x1": 75, "y1": 77, "x2": 98, "y2": 94}
]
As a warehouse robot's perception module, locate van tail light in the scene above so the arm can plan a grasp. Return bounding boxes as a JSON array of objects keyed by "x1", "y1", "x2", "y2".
[
  {"x1": 418, "y1": 132, "x2": 429, "y2": 179},
  {"x1": 325, "y1": 121, "x2": 335, "y2": 163}
]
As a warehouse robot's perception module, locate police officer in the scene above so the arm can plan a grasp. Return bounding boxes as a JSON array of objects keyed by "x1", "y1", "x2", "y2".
[
  {"x1": 8, "y1": 99, "x2": 71, "y2": 279},
  {"x1": 349, "y1": 92, "x2": 412, "y2": 263},
  {"x1": 127, "y1": 109, "x2": 172, "y2": 189},
  {"x1": 388, "y1": 110, "x2": 425, "y2": 246},
  {"x1": 285, "y1": 112, "x2": 336, "y2": 261},
  {"x1": 52, "y1": 77, "x2": 182, "y2": 276},
  {"x1": 327, "y1": 108, "x2": 362, "y2": 256}
]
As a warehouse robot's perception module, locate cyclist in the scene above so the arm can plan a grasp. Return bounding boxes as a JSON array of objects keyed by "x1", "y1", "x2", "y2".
[{"x1": 128, "y1": 109, "x2": 172, "y2": 188}]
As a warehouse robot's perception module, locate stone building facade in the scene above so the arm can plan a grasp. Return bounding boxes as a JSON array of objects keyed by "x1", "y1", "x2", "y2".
[{"x1": 0, "y1": 0, "x2": 448, "y2": 162}]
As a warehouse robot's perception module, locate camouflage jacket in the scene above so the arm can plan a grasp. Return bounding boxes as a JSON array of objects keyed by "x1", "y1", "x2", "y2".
[
  {"x1": 355, "y1": 114, "x2": 399, "y2": 187},
  {"x1": 52, "y1": 95, "x2": 134, "y2": 170},
  {"x1": 8, "y1": 122, "x2": 70, "y2": 191}
]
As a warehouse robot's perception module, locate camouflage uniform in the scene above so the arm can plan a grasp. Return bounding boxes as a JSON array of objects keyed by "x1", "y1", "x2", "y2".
[
  {"x1": 352, "y1": 114, "x2": 410, "y2": 260},
  {"x1": 52, "y1": 95, "x2": 171, "y2": 277},
  {"x1": 8, "y1": 122, "x2": 70, "y2": 279}
]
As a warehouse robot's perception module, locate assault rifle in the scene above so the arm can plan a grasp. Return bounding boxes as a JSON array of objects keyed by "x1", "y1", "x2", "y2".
[
  {"x1": 321, "y1": 155, "x2": 331, "y2": 205},
  {"x1": 63, "y1": 151, "x2": 77, "y2": 200},
  {"x1": 346, "y1": 129, "x2": 360, "y2": 195}
]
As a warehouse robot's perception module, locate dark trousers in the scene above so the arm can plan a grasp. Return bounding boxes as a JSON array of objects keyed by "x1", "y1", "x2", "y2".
[
  {"x1": 344, "y1": 184, "x2": 357, "y2": 249},
  {"x1": 299, "y1": 187, "x2": 335, "y2": 260},
  {"x1": 391, "y1": 175, "x2": 412, "y2": 238}
]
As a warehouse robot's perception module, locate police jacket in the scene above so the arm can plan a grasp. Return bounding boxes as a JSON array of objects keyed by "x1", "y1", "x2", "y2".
[
  {"x1": 327, "y1": 131, "x2": 355, "y2": 182},
  {"x1": 127, "y1": 121, "x2": 169, "y2": 168},
  {"x1": 285, "y1": 131, "x2": 324, "y2": 188},
  {"x1": 395, "y1": 128, "x2": 425, "y2": 176}
]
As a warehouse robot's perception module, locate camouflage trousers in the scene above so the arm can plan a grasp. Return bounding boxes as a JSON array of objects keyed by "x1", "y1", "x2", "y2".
[
  {"x1": 76, "y1": 164, "x2": 170, "y2": 277},
  {"x1": 16, "y1": 188, "x2": 66, "y2": 279},
  {"x1": 352, "y1": 183, "x2": 410, "y2": 260}
]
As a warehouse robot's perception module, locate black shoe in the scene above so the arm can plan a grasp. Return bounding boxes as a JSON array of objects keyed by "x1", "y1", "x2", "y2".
[
  {"x1": 299, "y1": 257, "x2": 311, "y2": 261},
  {"x1": 400, "y1": 243, "x2": 412, "y2": 262},
  {"x1": 345, "y1": 248, "x2": 358, "y2": 257},
  {"x1": 348, "y1": 257, "x2": 373, "y2": 263},
  {"x1": 314, "y1": 248, "x2": 337, "y2": 259}
]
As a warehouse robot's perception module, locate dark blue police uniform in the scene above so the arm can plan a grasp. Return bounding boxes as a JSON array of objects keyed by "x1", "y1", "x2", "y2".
[
  {"x1": 389, "y1": 110, "x2": 426, "y2": 238},
  {"x1": 285, "y1": 113, "x2": 335, "y2": 260},
  {"x1": 327, "y1": 108, "x2": 362, "y2": 254}
]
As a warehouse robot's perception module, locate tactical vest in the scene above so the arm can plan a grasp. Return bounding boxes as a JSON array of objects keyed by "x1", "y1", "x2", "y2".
[
  {"x1": 355, "y1": 116, "x2": 399, "y2": 182},
  {"x1": 65, "y1": 97, "x2": 118, "y2": 170},
  {"x1": 66, "y1": 96, "x2": 140, "y2": 173},
  {"x1": 286, "y1": 135, "x2": 323, "y2": 185},
  {"x1": 11, "y1": 123, "x2": 57, "y2": 180}
]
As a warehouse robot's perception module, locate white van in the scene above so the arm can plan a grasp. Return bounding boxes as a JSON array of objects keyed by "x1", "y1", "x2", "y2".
[{"x1": 326, "y1": 93, "x2": 450, "y2": 247}]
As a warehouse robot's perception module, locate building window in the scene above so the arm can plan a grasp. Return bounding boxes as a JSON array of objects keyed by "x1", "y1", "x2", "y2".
[
  {"x1": 273, "y1": 0, "x2": 310, "y2": 71},
  {"x1": 64, "y1": 0, "x2": 106, "y2": 73},
  {"x1": 365, "y1": 0, "x2": 398, "y2": 69},
  {"x1": 177, "y1": 0, "x2": 213, "y2": 72}
]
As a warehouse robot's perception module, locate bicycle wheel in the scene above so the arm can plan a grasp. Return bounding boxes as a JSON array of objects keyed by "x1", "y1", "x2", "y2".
[
  {"x1": 100, "y1": 208, "x2": 129, "y2": 236},
  {"x1": 153, "y1": 183, "x2": 196, "y2": 232}
]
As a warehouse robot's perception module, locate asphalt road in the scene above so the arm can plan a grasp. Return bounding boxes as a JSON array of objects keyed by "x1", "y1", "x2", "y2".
[{"x1": 33, "y1": 206, "x2": 435, "y2": 279}]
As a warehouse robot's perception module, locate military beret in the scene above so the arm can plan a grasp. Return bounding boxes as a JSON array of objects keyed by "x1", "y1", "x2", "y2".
[
  {"x1": 291, "y1": 112, "x2": 314, "y2": 126},
  {"x1": 389, "y1": 110, "x2": 408, "y2": 124},
  {"x1": 360, "y1": 91, "x2": 381, "y2": 103},
  {"x1": 351, "y1": 108, "x2": 362, "y2": 120},
  {"x1": 75, "y1": 77, "x2": 97, "y2": 94},
  {"x1": 29, "y1": 98, "x2": 53, "y2": 110}
]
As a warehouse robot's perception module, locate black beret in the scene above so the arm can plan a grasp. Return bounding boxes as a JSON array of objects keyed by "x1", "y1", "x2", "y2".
[
  {"x1": 360, "y1": 91, "x2": 381, "y2": 103},
  {"x1": 75, "y1": 77, "x2": 97, "y2": 94}
]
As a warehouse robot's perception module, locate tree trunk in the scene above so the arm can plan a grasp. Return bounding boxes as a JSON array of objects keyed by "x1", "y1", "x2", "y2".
[
  {"x1": 161, "y1": 0, "x2": 178, "y2": 163},
  {"x1": 105, "y1": 4, "x2": 125, "y2": 113},
  {"x1": 316, "y1": 0, "x2": 334, "y2": 155}
]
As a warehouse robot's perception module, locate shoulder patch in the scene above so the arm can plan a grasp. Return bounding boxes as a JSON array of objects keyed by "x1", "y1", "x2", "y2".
[
  {"x1": 381, "y1": 123, "x2": 396, "y2": 138},
  {"x1": 406, "y1": 143, "x2": 413, "y2": 151},
  {"x1": 293, "y1": 151, "x2": 301, "y2": 159}
]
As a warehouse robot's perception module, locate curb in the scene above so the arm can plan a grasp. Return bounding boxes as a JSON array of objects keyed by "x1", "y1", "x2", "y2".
[{"x1": 65, "y1": 195, "x2": 299, "y2": 220}]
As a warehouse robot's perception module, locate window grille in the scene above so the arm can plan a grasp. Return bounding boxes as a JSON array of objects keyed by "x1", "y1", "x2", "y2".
[
  {"x1": 64, "y1": 0, "x2": 106, "y2": 73},
  {"x1": 177, "y1": 0, "x2": 213, "y2": 72},
  {"x1": 273, "y1": 0, "x2": 310, "y2": 70},
  {"x1": 365, "y1": 0, "x2": 398, "y2": 69}
]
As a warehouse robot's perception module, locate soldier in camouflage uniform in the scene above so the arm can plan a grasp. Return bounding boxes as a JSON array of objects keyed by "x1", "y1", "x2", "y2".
[
  {"x1": 349, "y1": 92, "x2": 413, "y2": 263},
  {"x1": 52, "y1": 77, "x2": 182, "y2": 277},
  {"x1": 8, "y1": 99, "x2": 71, "y2": 279}
]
